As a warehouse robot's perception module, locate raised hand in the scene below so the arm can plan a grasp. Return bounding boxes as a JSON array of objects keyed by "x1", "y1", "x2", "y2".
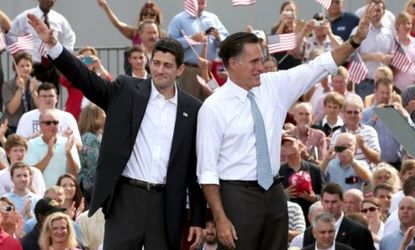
[
  {"x1": 353, "y1": 3, "x2": 375, "y2": 43},
  {"x1": 27, "y1": 13, "x2": 57, "y2": 47}
]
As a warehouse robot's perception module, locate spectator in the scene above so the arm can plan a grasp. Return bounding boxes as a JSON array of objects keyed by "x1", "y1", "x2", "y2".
[
  {"x1": 38, "y1": 212, "x2": 80, "y2": 250},
  {"x1": 404, "y1": 0, "x2": 415, "y2": 36},
  {"x1": 288, "y1": 201, "x2": 306, "y2": 243},
  {"x1": 343, "y1": 188, "x2": 364, "y2": 214},
  {"x1": 290, "y1": 201, "x2": 323, "y2": 249},
  {"x1": 328, "y1": 0, "x2": 360, "y2": 41},
  {"x1": 263, "y1": 56, "x2": 278, "y2": 72},
  {"x1": 16, "y1": 82, "x2": 81, "y2": 146},
  {"x1": 312, "y1": 92, "x2": 344, "y2": 137},
  {"x1": 352, "y1": 0, "x2": 395, "y2": 99},
  {"x1": 401, "y1": 85, "x2": 415, "y2": 124},
  {"x1": 302, "y1": 183, "x2": 375, "y2": 250},
  {"x1": 373, "y1": 184, "x2": 393, "y2": 221},
  {"x1": 380, "y1": 196, "x2": 415, "y2": 250},
  {"x1": 126, "y1": 45, "x2": 149, "y2": 79},
  {"x1": 8, "y1": 0, "x2": 76, "y2": 93},
  {"x1": 56, "y1": 174, "x2": 84, "y2": 220},
  {"x1": 331, "y1": 97, "x2": 381, "y2": 166},
  {"x1": 361, "y1": 197, "x2": 385, "y2": 250},
  {"x1": 390, "y1": 160, "x2": 415, "y2": 213},
  {"x1": 77, "y1": 208, "x2": 105, "y2": 250},
  {"x1": 168, "y1": 0, "x2": 229, "y2": 100},
  {"x1": 0, "y1": 10, "x2": 11, "y2": 106},
  {"x1": 0, "y1": 196, "x2": 23, "y2": 238},
  {"x1": 0, "y1": 197, "x2": 22, "y2": 249},
  {"x1": 24, "y1": 109, "x2": 81, "y2": 188},
  {"x1": 200, "y1": 210, "x2": 218, "y2": 250},
  {"x1": 322, "y1": 133, "x2": 372, "y2": 191},
  {"x1": 77, "y1": 104, "x2": 105, "y2": 206},
  {"x1": 2, "y1": 52, "x2": 38, "y2": 133},
  {"x1": 60, "y1": 46, "x2": 111, "y2": 120},
  {"x1": 2, "y1": 162, "x2": 41, "y2": 221},
  {"x1": 393, "y1": 12, "x2": 415, "y2": 92},
  {"x1": 373, "y1": 163, "x2": 401, "y2": 193},
  {"x1": 355, "y1": 0, "x2": 396, "y2": 32},
  {"x1": 0, "y1": 134, "x2": 46, "y2": 196}
]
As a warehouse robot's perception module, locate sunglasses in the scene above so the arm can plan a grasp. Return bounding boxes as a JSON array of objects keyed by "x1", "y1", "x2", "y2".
[
  {"x1": 361, "y1": 207, "x2": 377, "y2": 213},
  {"x1": 1, "y1": 205, "x2": 14, "y2": 212},
  {"x1": 41, "y1": 120, "x2": 59, "y2": 126}
]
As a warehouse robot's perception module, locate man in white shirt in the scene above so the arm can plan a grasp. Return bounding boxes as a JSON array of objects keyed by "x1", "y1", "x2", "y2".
[
  {"x1": 8, "y1": 0, "x2": 76, "y2": 92},
  {"x1": 196, "y1": 5, "x2": 376, "y2": 250}
]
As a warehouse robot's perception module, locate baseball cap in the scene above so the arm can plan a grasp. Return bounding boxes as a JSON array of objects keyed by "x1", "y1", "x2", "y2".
[{"x1": 34, "y1": 197, "x2": 65, "y2": 216}]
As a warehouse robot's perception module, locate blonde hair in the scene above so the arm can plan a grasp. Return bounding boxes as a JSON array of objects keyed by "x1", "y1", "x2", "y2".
[
  {"x1": 373, "y1": 163, "x2": 401, "y2": 192},
  {"x1": 395, "y1": 12, "x2": 412, "y2": 31},
  {"x1": 78, "y1": 104, "x2": 105, "y2": 135},
  {"x1": 78, "y1": 46, "x2": 97, "y2": 56},
  {"x1": 38, "y1": 212, "x2": 77, "y2": 250}
]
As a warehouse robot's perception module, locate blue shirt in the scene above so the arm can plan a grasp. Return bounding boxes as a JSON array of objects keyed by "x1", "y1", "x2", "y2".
[
  {"x1": 326, "y1": 158, "x2": 369, "y2": 191},
  {"x1": 168, "y1": 11, "x2": 229, "y2": 65},
  {"x1": 331, "y1": 12, "x2": 360, "y2": 41},
  {"x1": 380, "y1": 229, "x2": 413, "y2": 250},
  {"x1": 362, "y1": 106, "x2": 402, "y2": 163},
  {"x1": 3, "y1": 190, "x2": 41, "y2": 221}
]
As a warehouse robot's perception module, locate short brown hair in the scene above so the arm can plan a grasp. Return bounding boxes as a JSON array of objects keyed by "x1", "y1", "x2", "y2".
[
  {"x1": 10, "y1": 162, "x2": 32, "y2": 178},
  {"x1": 4, "y1": 134, "x2": 27, "y2": 153},
  {"x1": 322, "y1": 183, "x2": 344, "y2": 201},
  {"x1": 12, "y1": 51, "x2": 32, "y2": 72},
  {"x1": 324, "y1": 92, "x2": 344, "y2": 108}
]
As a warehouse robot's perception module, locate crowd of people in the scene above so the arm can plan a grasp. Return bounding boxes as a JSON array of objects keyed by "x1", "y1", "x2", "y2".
[{"x1": 0, "y1": 0, "x2": 415, "y2": 249}]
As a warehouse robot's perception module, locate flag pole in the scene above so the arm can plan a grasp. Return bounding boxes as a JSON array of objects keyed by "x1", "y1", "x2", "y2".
[{"x1": 180, "y1": 29, "x2": 202, "y2": 58}]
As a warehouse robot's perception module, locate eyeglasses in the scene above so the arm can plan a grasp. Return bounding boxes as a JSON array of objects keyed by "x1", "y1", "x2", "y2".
[
  {"x1": 361, "y1": 207, "x2": 378, "y2": 213},
  {"x1": 345, "y1": 110, "x2": 360, "y2": 115},
  {"x1": 41, "y1": 120, "x2": 59, "y2": 126},
  {"x1": 1, "y1": 205, "x2": 14, "y2": 212}
]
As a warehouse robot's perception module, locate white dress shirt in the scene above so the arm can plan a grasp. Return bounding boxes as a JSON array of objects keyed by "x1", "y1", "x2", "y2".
[
  {"x1": 9, "y1": 6, "x2": 76, "y2": 62},
  {"x1": 197, "y1": 52, "x2": 337, "y2": 185}
]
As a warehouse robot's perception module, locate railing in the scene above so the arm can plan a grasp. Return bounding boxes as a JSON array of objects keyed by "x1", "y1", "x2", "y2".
[{"x1": 1, "y1": 46, "x2": 128, "y2": 109}]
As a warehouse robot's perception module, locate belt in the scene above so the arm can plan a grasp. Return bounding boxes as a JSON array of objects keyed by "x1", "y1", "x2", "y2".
[
  {"x1": 119, "y1": 176, "x2": 165, "y2": 192},
  {"x1": 184, "y1": 63, "x2": 199, "y2": 68},
  {"x1": 220, "y1": 176, "x2": 284, "y2": 190}
]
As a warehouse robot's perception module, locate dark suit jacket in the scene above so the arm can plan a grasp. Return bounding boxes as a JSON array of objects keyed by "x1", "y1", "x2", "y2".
[
  {"x1": 303, "y1": 216, "x2": 375, "y2": 250},
  {"x1": 302, "y1": 242, "x2": 355, "y2": 250},
  {"x1": 52, "y1": 47, "x2": 206, "y2": 249}
]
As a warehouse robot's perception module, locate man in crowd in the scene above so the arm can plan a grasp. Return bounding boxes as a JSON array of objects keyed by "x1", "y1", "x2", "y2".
[
  {"x1": 137, "y1": 19, "x2": 159, "y2": 60},
  {"x1": 8, "y1": 0, "x2": 76, "y2": 92},
  {"x1": 343, "y1": 188, "x2": 363, "y2": 214},
  {"x1": 197, "y1": 5, "x2": 374, "y2": 249},
  {"x1": 127, "y1": 45, "x2": 149, "y2": 79},
  {"x1": 373, "y1": 183, "x2": 393, "y2": 219},
  {"x1": 28, "y1": 14, "x2": 206, "y2": 250},
  {"x1": 168, "y1": 0, "x2": 229, "y2": 100},
  {"x1": 312, "y1": 92, "x2": 344, "y2": 137},
  {"x1": 327, "y1": 0, "x2": 360, "y2": 41},
  {"x1": 200, "y1": 210, "x2": 218, "y2": 250}
]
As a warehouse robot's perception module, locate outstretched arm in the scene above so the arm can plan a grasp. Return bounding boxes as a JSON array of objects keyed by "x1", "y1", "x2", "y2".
[
  {"x1": 0, "y1": 10, "x2": 11, "y2": 32},
  {"x1": 97, "y1": 0, "x2": 136, "y2": 40}
]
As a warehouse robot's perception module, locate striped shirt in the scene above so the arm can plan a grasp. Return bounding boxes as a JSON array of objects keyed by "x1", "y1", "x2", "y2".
[{"x1": 288, "y1": 201, "x2": 306, "y2": 232}]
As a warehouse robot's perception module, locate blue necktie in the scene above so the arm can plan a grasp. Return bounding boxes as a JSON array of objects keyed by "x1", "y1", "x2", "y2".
[{"x1": 247, "y1": 92, "x2": 273, "y2": 190}]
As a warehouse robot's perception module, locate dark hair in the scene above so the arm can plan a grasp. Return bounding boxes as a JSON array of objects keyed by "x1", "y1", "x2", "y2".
[
  {"x1": 373, "y1": 183, "x2": 393, "y2": 196},
  {"x1": 56, "y1": 174, "x2": 83, "y2": 210},
  {"x1": 263, "y1": 55, "x2": 278, "y2": 66},
  {"x1": 403, "y1": 176, "x2": 415, "y2": 196},
  {"x1": 219, "y1": 32, "x2": 259, "y2": 68},
  {"x1": 374, "y1": 77, "x2": 393, "y2": 90},
  {"x1": 152, "y1": 37, "x2": 184, "y2": 67},
  {"x1": 12, "y1": 51, "x2": 32, "y2": 72},
  {"x1": 321, "y1": 183, "x2": 344, "y2": 201},
  {"x1": 139, "y1": 2, "x2": 162, "y2": 25},
  {"x1": 4, "y1": 134, "x2": 28, "y2": 153},
  {"x1": 37, "y1": 82, "x2": 57, "y2": 95},
  {"x1": 279, "y1": 0, "x2": 296, "y2": 13},
  {"x1": 127, "y1": 45, "x2": 147, "y2": 58},
  {"x1": 10, "y1": 162, "x2": 32, "y2": 178}
]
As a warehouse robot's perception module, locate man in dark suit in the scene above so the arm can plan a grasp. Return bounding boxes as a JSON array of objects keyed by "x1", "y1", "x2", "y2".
[
  {"x1": 27, "y1": 14, "x2": 206, "y2": 250},
  {"x1": 303, "y1": 183, "x2": 375, "y2": 250},
  {"x1": 302, "y1": 212, "x2": 354, "y2": 250}
]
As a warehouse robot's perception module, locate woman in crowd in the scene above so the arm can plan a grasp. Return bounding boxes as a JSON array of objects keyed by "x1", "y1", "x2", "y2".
[
  {"x1": 404, "y1": 0, "x2": 415, "y2": 37},
  {"x1": 2, "y1": 51, "x2": 38, "y2": 133},
  {"x1": 0, "y1": 197, "x2": 23, "y2": 238},
  {"x1": 60, "y1": 46, "x2": 111, "y2": 120},
  {"x1": 393, "y1": 12, "x2": 415, "y2": 92},
  {"x1": 373, "y1": 163, "x2": 401, "y2": 193},
  {"x1": 38, "y1": 212, "x2": 80, "y2": 250},
  {"x1": 56, "y1": 174, "x2": 84, "y2": 220},
  {"x1": 361, "y1": 198, "x2": 384, "y2": 249},
  {"x1": 77, "y1": 104, "x2": 105, "y2": 206}
]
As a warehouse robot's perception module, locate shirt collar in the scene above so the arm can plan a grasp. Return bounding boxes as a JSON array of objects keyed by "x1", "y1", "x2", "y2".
[
  {"x1": 150, "y1": 80, "x2": 178, "y2": 105},
  {"x1": 322, "y1": 116, "x2": 344, "y2": 127},
  {"x1": 132, "y1": 71, "x2": 148, "y2": 79},
  {"x1": 335, "y1": 212, "x2": 344, "y2": 236},
  {"x1": 225, "y1": 78, "x2": 250, "y2": 102}
]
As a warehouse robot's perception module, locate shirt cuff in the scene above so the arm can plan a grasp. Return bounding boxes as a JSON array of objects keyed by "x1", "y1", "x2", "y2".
[
  {"x1": 198, "y1": 171, "x2": 220, "y2": 185},
  {"x1": 47, "y1": 42, "x2": 64, "y2": 60},
  {"x1": 319, "y1": 51, "x2": 338, "y2": 75}
]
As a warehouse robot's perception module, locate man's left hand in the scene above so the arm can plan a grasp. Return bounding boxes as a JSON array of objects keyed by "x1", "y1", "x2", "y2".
[{"x1": 188, "y1": 226, "x2": 203, "y2": 249}]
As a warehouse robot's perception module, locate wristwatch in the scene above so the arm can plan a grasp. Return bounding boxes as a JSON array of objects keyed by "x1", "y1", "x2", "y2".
[{"x1": 348, "y1": 35, "x2": 361, "y2": 49}]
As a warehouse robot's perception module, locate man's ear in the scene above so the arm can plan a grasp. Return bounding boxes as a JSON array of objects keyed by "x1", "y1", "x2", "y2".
[{"x1": 176, "y1": 64, "x2": 186, "y2": 78}]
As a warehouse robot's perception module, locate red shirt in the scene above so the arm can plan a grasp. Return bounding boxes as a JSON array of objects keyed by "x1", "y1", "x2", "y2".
[{"x1": 0, "y1": 228, "x2": 22, "y2": 250}]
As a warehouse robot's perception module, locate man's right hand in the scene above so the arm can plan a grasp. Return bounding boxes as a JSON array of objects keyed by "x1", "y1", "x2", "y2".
[
  {"x1": 216, "y1": 216, "x2": 238, "y2": 249},
  {"x1": 27, "y1": 13, "x2": 57, "y2": 47}
]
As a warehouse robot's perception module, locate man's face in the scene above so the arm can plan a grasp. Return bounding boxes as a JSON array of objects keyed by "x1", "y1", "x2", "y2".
[
  {"x1": 198, "y1": 0, "x2": 207, "y2": 14},
  {"x1": 140, "y1": 23, "x2": 159, "y2": 50},
  {"x1": 39, "y1": 0, "x2": 55, "y2": 12},
  {"x1": 374, "y1": 84, "x2": 392, "y2": 105},
  {"x1": 129, "y1": 51, "x2": 147, "y2": 71},
  {"x1": 150, "y1": 51, "x2": 184, "y2": 92},
  {"x1": 281, "y1": 139, "x2": 300, "y2": 157},
  {"x1": 328, "y1": 0, "x2": 343, "y2": 17},
  {"x1": 371, "y1": 3, "x2": 385, "y2": 24},
  {"x1": 39, "y1": 112, "x2": 59, "y2": 138},
  {"x1": 331, "y1": 75, "x2": 346, "y2": 94},
  {"x1": 11, "y1": 168, "x2": 31, "y2": 192},
  {"x1": 312, "y1": 220, "x2": 336, "y2": 249},
  {"x1": 203, "y1": 221, "x2": 217, "y2": 244},
  {"x1": 48, "y1": 190, "x2": 65, "y2": 206},
  {"x1": 229, "y1": 43, "x2": 264, "y2": 90},
  {"x1": 263, "y1": 60, "x2": 277, "y2": 72},
  {"x1": 335, "y1": 135, "x2": 356, "y2": 163},
  {"x1": 398, "y1": 198, "x2": 415, "y2": 228},
  {"x1": 324, "y1": 102, "x2": 341, "y2": 119},
  {"x1": 343, "y1": 193, "x2": 361, "y2": 214},
  {"x1": 38, "y1": 89, "x2": 58, "y2": 109},
  {"x1": 322, "y1": 192, "x2": 343, "y2": 219},
  {"x1": 294, "y1": 106, "x2": 312, "y2": 127},
  {"x1": 343, "y1": 104, "x2": 362, "y2": 128},
  {"x1": 7, "y1": 146, "x2": 27, "y2": 166},
  {"x1": 401, "y1": 167, "x2": 415, "y2": 182},
  {"x1": 375, "y1": 189, "x2": 392, "y2": 213}
]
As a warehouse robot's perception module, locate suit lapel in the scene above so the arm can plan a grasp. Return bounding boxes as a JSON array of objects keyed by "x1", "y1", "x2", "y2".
[
  {"x1": 168, "y1": 90, "x2": 189, "y2": 163},
  {"x1": 131, "y1": 79, "x2": 151, "y2": 144}
]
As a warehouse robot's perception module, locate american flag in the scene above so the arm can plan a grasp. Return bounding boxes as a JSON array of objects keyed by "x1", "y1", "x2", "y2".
[
  {"x1": 266, "y1": 33, "x2": 296, "y2": 54},
  {"x1": 391, "y1": 41, "x2": 412, "y2": 73},
  {"x1": 184, "y1": 0, "x2": 198, "y2": 18},
  {"x1": 6, "y1": 34, "x2": 35, "y2": 54},
  {"x1": 348, "y1": 52, "x2": 368, "y2": 84},
  {"x1": 232, "y1": 0, "x2": 256, "y2": 6},
  {"x1": 314, "y1": 0, "x2": 332, "y2": 9},
  {"x1": 0, "y1": 33, "x2": 6, "y2": 51},
  {"x1": 39, "y1": 42, "x2": 48, "y2": 57}
]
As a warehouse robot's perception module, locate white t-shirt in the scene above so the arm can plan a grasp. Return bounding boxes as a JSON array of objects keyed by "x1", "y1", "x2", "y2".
[{"x1": 16, "y1": 109, "x2": 81, "y2": 144}]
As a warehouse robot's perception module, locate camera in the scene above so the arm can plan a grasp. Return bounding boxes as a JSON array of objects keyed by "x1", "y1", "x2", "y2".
[
  {"x1": 81, "y1": 56, "x2": 93, "y2": 65},
  {"x1": 282, "y1": 10, "x2": 294, "y2": 18},
  {"x1": 345, "y1": 176, "x2": 359, "y2": 184},
  {"x1": 334, "y1": 145, "x2": 347, "y2": 153},
  {"x1": 314, "y1": 20, "x2": 324, "y2": 26},
  {"x1": 205, "y1": 27, "x2": 215, "y2": 35}
]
